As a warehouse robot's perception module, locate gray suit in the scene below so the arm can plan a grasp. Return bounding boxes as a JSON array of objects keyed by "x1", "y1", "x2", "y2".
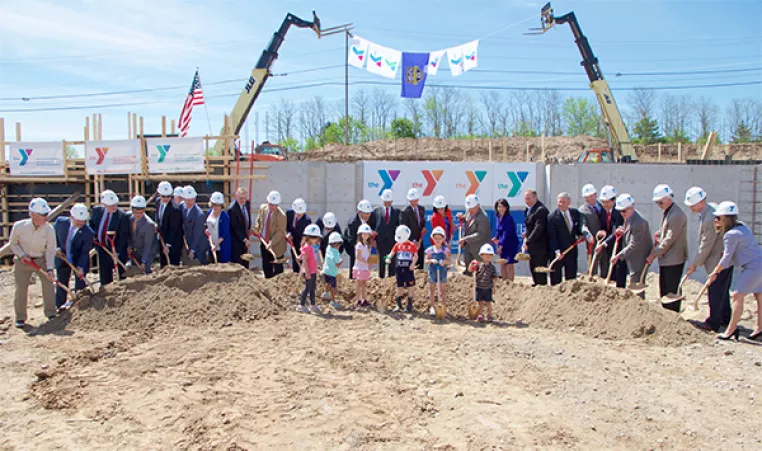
[
  {"x1": 654, "y1": 203, "x2": 688, "y2": 267},
  {"x1": 462, "y1": 208, "x2": 491, "y2": 270},
  {"x1": 692, "y1": 203, "x2": 723, "y2": 271},
  {"x1": 129, "y1": 213, "x2": 158, "y2": 274},
  {"x1": 616, "y1": 210, "x2": 652, "y2": 284}
]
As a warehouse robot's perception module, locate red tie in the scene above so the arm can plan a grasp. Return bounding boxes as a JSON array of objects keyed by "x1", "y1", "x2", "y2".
[
  {"x1": 606, "y1": 211, "x2": 611, "y2": 231},
  {"x1": 100, "y1": 212, "x2": 111, "y2": 243},
  {"x1": 385, "y1": 208, "x2": 389, "y2": 224}
]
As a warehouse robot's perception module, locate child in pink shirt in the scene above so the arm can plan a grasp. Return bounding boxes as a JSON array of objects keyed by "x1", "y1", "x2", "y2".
[{"x1": 297, "y1": 225, "x2": 322, "y2": 314}]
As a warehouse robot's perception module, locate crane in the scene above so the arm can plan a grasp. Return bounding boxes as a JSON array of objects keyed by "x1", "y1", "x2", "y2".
[{"x1": 526, "y1": 2, "x2": 637, "y2": 162}]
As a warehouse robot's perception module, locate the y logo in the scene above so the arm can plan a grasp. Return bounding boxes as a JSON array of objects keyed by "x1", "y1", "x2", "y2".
[
  {"x1": 156, "y1": 145, "x2": 170, "y2": 163},
  {"x1": 95, "y1": 147, "x2": 109, "y2": 165},
  {"x1": 421, "y1": 170, "x2": 444, "y2": 196},
  {"x1": 377, "y1": 169, "x2": 400, "y2": 196},
  {"x1": 17, "y1": 148, "x2": 33, "y2": 166},
  {"x1": 506, "y1": 171, "x2": 529, "y2": 197},
  {"x1": 464, "y1": 170, "x2": 487, "y2": 196}
]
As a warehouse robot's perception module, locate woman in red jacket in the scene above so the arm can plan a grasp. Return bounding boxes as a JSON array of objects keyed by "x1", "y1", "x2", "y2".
[{"x1": 431, "y1": 195, "x2": 455, "y2": 246}]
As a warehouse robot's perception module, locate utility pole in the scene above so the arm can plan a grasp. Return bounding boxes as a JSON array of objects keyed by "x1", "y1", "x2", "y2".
[{"x1": 345, "y1": 29, "x2": 350, "y2": 145}]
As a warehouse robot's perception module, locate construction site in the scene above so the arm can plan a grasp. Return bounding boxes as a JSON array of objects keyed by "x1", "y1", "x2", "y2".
[{"x1": 2, "y1": 2, "x2": 762, "y2": 449}]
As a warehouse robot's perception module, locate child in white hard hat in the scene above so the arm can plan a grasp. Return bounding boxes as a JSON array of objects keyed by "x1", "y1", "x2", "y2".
[
  {"x1": 353, "y1": 224, "x2": 373, "y2": 307},
  {"x1": 386, "y1": 225, "x2": 418, "y2": 313},
  {"x1": 322, "y1": 232, "x2": 344, "y2": 310},
  {"x1": 469, "y1": 243, "x2": 498, "y2": 322},
  {"x1": 296, "y1": 224, "x2": 322, "y2": 314},
  {"x1": 425, "y1": 227, "x2": 451, "y2": 316}
]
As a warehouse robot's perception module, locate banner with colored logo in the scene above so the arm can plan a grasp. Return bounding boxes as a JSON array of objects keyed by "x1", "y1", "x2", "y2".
[
  {"x1": 146, "y1": 137, "x2": 204, "y2": 174},
  {"x1": 366, "y1": 42, "x2": 401, "y2": 79},
  {"x1": 427, "y1": 50, "x2": 446, "y2": 76},
  {"x1": 462, "y1": 40, "x2": 479, "y2": 72},
  {"x1": 401, "y1": 52, "x2": 429, "y2": 99},
  {"x1": 348, "y1": 35, "x2": 370, "y2": 69},
  {"x1": 84, "y1": 140, "x2": 141, "y2": 175},
  {"x1": 9, "y1": 142, "x2": 64, "y2": 176}
]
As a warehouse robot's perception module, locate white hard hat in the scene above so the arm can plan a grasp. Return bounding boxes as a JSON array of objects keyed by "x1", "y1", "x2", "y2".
[
  {"x1": 357, "y1": 199, "x2": 373, "y2": 214},
  {"x1": 28, "y1": 197, "x2": 51, "y2": 215},
  {"x1": 183, "y1": 185, "x2": 197, "y2": 200},
  {"x1": 328, "y1": 231, "x2": 343, "y2": 244},
  {"x1": 406, "y1": 188, "x2": 420, "y2": 201},
  {"x1": 479, "y1": 243, "x2": 494, "y2": 255},
  {"x1": 358, "y1": 223, "x2": 373, "y2": 235},
  {"x1": 70, "y1": 203, "x2": 89, "y2": 221},
  {"x1": 465, "y1": 194, "x2": 480, "y2": 209},
  {"x1": 684, "y1": 186, "x2": 706, "y2": 207},
  {"x1": 433, "y1": 195, "x2": 446, "y2": 209},
  {"x1": 322, "y1": 212, "x2": 337, "y2": 229},
  {"x1": 431, "y1": 226, "x2": 446, "y2": 237},
  {"x1": 303, "y1": 223, "x2": 321, "y2": 237},
  {"x1": 395, "y1": 224, "x2": 411, "y2": 243},
  {"x1": 652, "y1": 184, "x2": 674, "y2": 201},
  {"x1": 615, "y1": 193, "x2": 635, "y2": 211},
  {"x1": 210, "y1": 191, "x2": 225, "y2": 205},
  {"x1": 157, "y1": 181, "x2": 173, "y2": 196},
  {"x1": 130, "y1": 195, "x2": 147, "y2": 209},
  {"x1": 100, "y1": 189, "x2": 118, "y2": 206},
  {"x1": 581, "y1": 183, "x2": 597, "y2": 198},
  {"x1": 267, "y1": 190, "x2": 281, "y2": 205},
  {"x1": 173, "y1": 187, "x2": 185, "y2": 198},
  {"x1": 380, "y1": 189, "x2": 394, "y2": 202},
  {"x1": 600, "y1": 185, "x2": 617, "y2": 201},
  {"x1": 713, "y1": 201, "x2": 739, "y2": 216},
  {"x1": 292, "y1": 198, "x2": 307, "y2": 215}
]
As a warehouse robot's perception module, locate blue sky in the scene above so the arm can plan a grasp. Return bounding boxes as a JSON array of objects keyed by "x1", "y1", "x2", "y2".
[{"x1": 0, "y1": 0, "x2": 760, "y2": 143}]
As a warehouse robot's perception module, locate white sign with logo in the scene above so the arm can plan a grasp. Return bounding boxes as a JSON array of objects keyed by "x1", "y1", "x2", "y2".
[
  {"x1": 146, "y1": 137, "x2": 204, "y2": 174},
  {"x1": 9, "y1": 142, "x2": 65, "y2": 176},
  {"x1": 84, "y1": 139, "x2": 141, "y2": 175}
]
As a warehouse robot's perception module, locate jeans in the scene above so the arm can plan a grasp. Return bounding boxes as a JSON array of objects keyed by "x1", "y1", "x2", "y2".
[{"x1": 301, "y1": 273, "x2": 316, "y2": 306}]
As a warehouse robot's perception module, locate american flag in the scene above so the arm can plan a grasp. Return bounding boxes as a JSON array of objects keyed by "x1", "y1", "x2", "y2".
[{"x1": 178, "y1": 70, "x2": 205, "y2": 137}]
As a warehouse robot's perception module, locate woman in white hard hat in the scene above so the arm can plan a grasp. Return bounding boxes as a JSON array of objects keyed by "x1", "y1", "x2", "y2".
[
  {"x1": 207, "y1": 192, "x2": 232, "y2": 263},
  {"x1": 430, "y1": 195, "x2": 454, "y2": 247},
  {"x1": 53, "y1": 203, "x2": 95, "y2": 310},
  {"x1": 709, "y1": 201, "x2": 762, "y2": 341}
]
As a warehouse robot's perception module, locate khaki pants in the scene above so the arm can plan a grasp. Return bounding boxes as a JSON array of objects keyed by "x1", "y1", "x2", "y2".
[{"x1": 14, "y1": 257, "x2": 56, "y2": 322}]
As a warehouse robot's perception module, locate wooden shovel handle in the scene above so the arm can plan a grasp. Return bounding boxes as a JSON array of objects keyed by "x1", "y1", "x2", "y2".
[{"x1": 605, "y1": 235, "x2": 622, "y2": 284}]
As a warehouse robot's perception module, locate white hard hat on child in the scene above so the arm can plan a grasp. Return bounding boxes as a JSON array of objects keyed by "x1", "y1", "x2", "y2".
[
  {"x1": 395, "y1": 224, "x2": 411, "y2": 243},
  {"x1": 479, "y1": 244, "x2": 494, "y2": 255},
  {"x1": 582, "y1": 183, "x2": 597, "y2": 197},
  {"x1": 70, "y1": 203, "x2": 89, "y2": 221},
  {"x1": 406, "y1": 188, "x2": 420, "y2": 201},
  {"x1": 29, "y1": 197, "x2": 51, "y2": 215},
  {"x1": 303, "y1": 224, "x2": 321, "y2": 237},
  {"x1": 100, "y1": 190, "x2": 118, "y2": 206},
  {"x1": 433, "y1": 195, "x2": 446, "y2": 209},
  {"x1": 615, "y1": 194, "x2": 635, "y2": 210},
  {"x1": 465, "y1": 194, "x2": 480, "y2": 209},
  {"x1": 329, "y1": 231, "x2": 343, "y2": 244},
  {"x1": 357, "y1": 199, "x2": 373, "y2": 214},
  {"x1": 600, "y1": 185, "x2": 617, "y2": 201},
  {"x1": 713, "y1": 201, "x2": 739, "y2": 216},
  {"x1": 358, "y1": 223, "x2": 373, "y2": 235},
  {"x1": 131, "y1": 196, "x2": 147, "y2": 209},
  {"x1": 431, "y1": 226, "x2": 446, "y2": 237},
  {"x1": 322, "y1": 212, "x2": 337, "y2": 229},
  {"x1": 174, "y1": 187, "x2": 184, "y2": 198},
  {"x1": 267, "y1": 190, "x2": 281, "y2": 205},
  {"x1": 157, "y1": 181, "x2": 173, "y2": 196},
  {"x1": 183, "y1": 186, "x2": 197, "y2": 199},
  {"x1": 292, "y1": 198, "x2": 307, "y2": 214},
  {"x1": 381, "y1": 189, "x2": 394, "y2": 202},
  {"x1": 652, "y1": 184, "x2": 674, "y2": 201},
  {"x1": 684, "y1": 187, "x2": 706, "y2": 207},
  {"x1": 210, "y1": 192, "x2": 225, "y2": 205}
]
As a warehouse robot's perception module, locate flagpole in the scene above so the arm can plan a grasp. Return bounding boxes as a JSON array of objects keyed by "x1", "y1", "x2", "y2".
[{"x1": 196, "y1": 67, "x2": 215, "y2": 141}]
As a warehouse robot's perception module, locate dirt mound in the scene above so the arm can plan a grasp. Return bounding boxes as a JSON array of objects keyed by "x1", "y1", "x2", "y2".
[{"x1": 69, "y1": 264, "x2": 292, "y2": 331}]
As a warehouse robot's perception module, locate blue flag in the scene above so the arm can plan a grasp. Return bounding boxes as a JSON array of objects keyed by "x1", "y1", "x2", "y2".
[{"x1": 401, "y1": 52, "x2": 429, "y2": 99}]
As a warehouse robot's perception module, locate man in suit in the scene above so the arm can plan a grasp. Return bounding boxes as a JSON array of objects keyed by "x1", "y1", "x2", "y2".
[
  {"x1": 400, "y1": 188, "x2": 426, "y2": 270},
  {"x1": 547, "y1": 192, "x2": 593, "y2": 285},
  {"x1": 523, "y1": 189, "x2": 550, "y2": 286},
  {"x1": 90, "y1": 189, "x2": 129, "y2": 286},
  {"x1": 316, "y1": 212, "x2": 343, "y2": 257},
  {"x1": 344, "y1": 199, "x2": 377, "y2": 279},
  {"x1": 647, "y1": 184, "x2": 689, "y2": 312},
  {"x1": 457, "y1": 194, "x2": 491, "y2": 275},
  {"x1": 155, "y1": 181, "x2": 183, "y2": 267},
  {"x1": 684, "y1": 187, "x2": 731, "y2": 330},
  {"x1": 579, "y1": 183, "x2": 605, "y2": 276},
  {"x1": 128, "y1": 196, "x2": 158, "y2": 274},
  {"x1": 374, "y1": 189, "x2": 400, "y2": 278},
  {"x1": 286, "y1": 198, "x2": 312, "y2": 273},
  {"x1": 228, "y1": 187, "x2": 252, "y2": 267},
  {"x1": 53, "y1": 203, "x2": 94, "y2": 310},
  {"x1": 254, "y1": 190, "x2": 287, "y2": 278},
  {"x1": 612, "y1": 194, "x2": 653, "y2": 299},
  {"x1": 595, "y1": 185, "x2": 627, "y2": 287},
  {"x1": 182, "y1": 185, "x2": 209, "y2": 265}
]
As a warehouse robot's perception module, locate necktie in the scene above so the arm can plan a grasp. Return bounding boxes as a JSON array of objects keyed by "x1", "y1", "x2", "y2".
[
  {"x1": 242, "y1": 204, "x2": 249, "y2": 230},
  {"x1": 66, "y1": 226, "x2": 75, "y2": 263},
  {"x1": 385, "y1": 208, "x2": 389, "y2": 224},
  {"x1": 100, "y1": 211, "x2": 111, "y2": 243},
  {"x1": 264, "y1": 210, "x2": 271, "y2": 241},
  {"x1": 606, "y1": 211, "x2": 611, "y2": 231},
  {"x1": 416, "y1": 208, "x2": 420, "y2": 227},
  {"x1": 564, "y1": 211, "x2": 571, "y2": 232},
  {"x1": 159, "y1": 202, "x2": 165, "y2": 225}
]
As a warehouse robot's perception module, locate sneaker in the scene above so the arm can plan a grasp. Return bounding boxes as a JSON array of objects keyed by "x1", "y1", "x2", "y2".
[
  {"x1": 310, "y1": 305, "x2": 322, "y2": 314},
  {"x1": 296, "y1": 305, "x2": 309, "y2": 313},
  {"x1": 321, "y1": 291, "x2": 331, "y2": 300},
  {"x1": 362, "y1": 299, "x2": 370, "y2": 307},
  {"x1": 396, "y1": 298, "x2": 403, "y2": 311},
  {"x1": 357, "y1": 299, "x2": 364, "y2": 307},
  {"x1": 330, "y1": 301, "x2": 342, "y2": 310},
  {"x1": 477, "y1": 315, "x2": 485, "y2": 322},
  {"x1": 486, "y1": 315, "x2": 494, "y2": 322},
  {"x1": 406, "y1": 300, "x2": 413, "y2": 313},
  {"x1": 429, "y1": 306, "x2": 436, "y2": 316},
  {"x1": 47, "y1": 315, "x2": 56, "y2": 321},
  {"x1": 60, "y1": 301, "x2": 73, "y2": 311},
  {"x1": 15, "y1": 320, "x2": 25, "y2": 328}
]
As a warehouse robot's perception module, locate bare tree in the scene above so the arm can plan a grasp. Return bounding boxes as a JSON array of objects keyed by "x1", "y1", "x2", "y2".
[
  {"x1": 403, "y1": 98, "x2": 424, "y2": 137},
  {"x1": 660, "y1": 93, "x2": 693, "y2": 141},
  {"x1": 480, "y1": 91, "x2": 502, "y2": 137},
  {"x1": 726, "y1": 97, "x2": 762, "y2": 141},
  {"x1": 539, "y1": 89, "x2": 564, "y2": 136},
  {"x1": 628, "y1": 87, "x2": 657, "y2": 121},
  {"x1": 462, "y1": 93, "x2": 481, "y2": 136},
  {"x1": 370, "y1": 87, "x2": 396, "y2": 136},
  {"x1": 696, "y1": 96, "x2": 718, "y2": 140},
  {"x1": 352, "y1": 89, "x2": 370, "y2": 128},
  {"x1": 424, "y1": 87, "x2": 443, "y2": 137},
  {"x1": 440, "y1": 88, "x2": 463, "y2": 138},
  {"x1": 270, "y1": 98, "x2": 296, "y2": 142},
  {"x1": 297, "y1": 96, "x2": 328, "y2": 142}
]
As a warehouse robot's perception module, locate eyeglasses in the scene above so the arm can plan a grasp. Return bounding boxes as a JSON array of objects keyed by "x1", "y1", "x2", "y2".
[
  {"x1": 655, "y1": 200, "x2": 665, "y2": 206},
  {"x1": 160, "y1": 195, "x2": 170, "y2": 199}
]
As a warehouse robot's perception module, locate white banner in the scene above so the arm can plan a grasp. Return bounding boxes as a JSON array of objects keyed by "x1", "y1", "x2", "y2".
[
  {"x1": 85, "y1": 139, "x2": 141, "y2": 175},
  {"x1": 9, "y1": 141, "x2": 65, "y2": 176},
  {"x1": 366, "y1": 42, "x2": 401, "y2": 79},
  {"x1": 462, "y1": 40, "x2": 479, "y2": 72},
  {"x1": 146, "y1": 137, "x2": 204, "y2": 174},
  {"x1": 363, "y1": 161, "x2": 537, "y2": 207},
  {"x1": 427, "y1": 50, "x2": 446, "y2": 76},
  {"x1": 348, "y1": 35, "x2": 370, "y2": 69},
  {"x1": 447, "y1": 45, "x2": 464, "y2": 77}
]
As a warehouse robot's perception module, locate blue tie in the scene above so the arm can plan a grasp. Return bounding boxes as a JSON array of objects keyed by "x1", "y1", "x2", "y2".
[{"x1": 66, "y1": 226, "x2": 76, "y2": 263}]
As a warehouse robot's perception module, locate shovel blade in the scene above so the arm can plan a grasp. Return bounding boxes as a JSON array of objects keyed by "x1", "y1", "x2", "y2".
[
  {"x1": 124, "y1": 266, "x2": 142, "y2": 278},
  {"x1": 661, "y1": 293, "x2": 685, "y2": 303},
  {"x1": 534, "y1": 266, "x2": 552, "y2": 273}
]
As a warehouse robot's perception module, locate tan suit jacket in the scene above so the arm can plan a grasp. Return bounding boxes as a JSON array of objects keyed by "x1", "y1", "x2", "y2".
[
  {"x1": 654, "y1": 203, "x2": 688, "y2": 267},
  {"x1": 255, "y1": 204, "x2": 286, "y2": 257},
  {"x1": 692, "y1": 203, "x2": 723, "y2": 271}
]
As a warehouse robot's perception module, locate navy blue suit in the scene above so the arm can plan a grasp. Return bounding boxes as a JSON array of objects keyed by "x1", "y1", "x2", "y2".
[
  {"x1": 90, "y1": 206, "x2": 129, "y2": 285},
  {"x1": 547, "y1": 208, "x2": 586, "y2": 286},
  {"x1": 183, "y1": 203, "x2": 209, "y2": 265},
  {"x1": 155, "y1": 199, "x2": 184, "y2": 266},
  {"x1": 54, "y1": 217, "x2": 94, "y2": 307},
  {"x1": 286, "y1": 210, "x2": 312, "y2": 272}
]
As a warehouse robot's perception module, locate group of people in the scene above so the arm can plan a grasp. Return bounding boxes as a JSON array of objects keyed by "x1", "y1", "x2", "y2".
[{"x1": 9, "y1": 180, "x2": 762, "y2": 339}]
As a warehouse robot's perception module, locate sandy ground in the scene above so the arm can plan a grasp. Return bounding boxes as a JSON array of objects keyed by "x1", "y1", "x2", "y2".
[{"x1": 1, "y1": 265, "x2": 761, "y2": 450}]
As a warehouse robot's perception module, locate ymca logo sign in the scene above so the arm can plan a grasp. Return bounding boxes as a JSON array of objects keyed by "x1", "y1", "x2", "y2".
[
  {"x1": 94, "y1": 147, "x2": 109, "y2": 165},
  {"x1": 17, "y1": 148, "x2": 33, "y2": 166},
  {"x1": 463, "y1": 170, "x2": 487, "y2": 196},
  {"x1": 420, "y1": 170, "x2": 443, "y2": 196},
  {"x1": 156, "y1": 145, "x2": 171, "y2": 163},
  {"x1": 368, "y1": 169, "x2": 401, "y2": 196},
  {"x1": 498, "y1": 171, "x2": 529, "y2": 197}
]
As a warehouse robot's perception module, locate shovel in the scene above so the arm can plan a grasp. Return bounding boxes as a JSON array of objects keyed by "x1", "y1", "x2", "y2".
[
  {"x1": 285, "y1": 235, "x2": 303, "y2": 295},
  {"x1": 155, "y1": 226, "x2": 172, "y2": 266},
  {"x1": 584, "y1": 235, "x2": 606, "y2": 282},
  {"x1": 56, "y1": 250, "x2": 100, "y2": 296},
  {"x1": 515, "y1": 251, "x2": 531, "y2": 262},
  {"x1": 23, "y1": 259, "x2": 73, "y2": 305},
  {"x1": 181, "y1": 236, "x2": 201, "y2": 267},
  {"x1": 628, "y1": 240, "x2": 659, "y2": 293},
  {"x1": 206, "y1": 230, "x2": 218, "y2": 264},
  {"x1": 535, "y1": 237, "x2": 586, "y2": 273},
  {"x1": 456, "y1": 219, "x2": 465, "y2": 268},
  {"x1": 93, "y1": 239, "x2": 128, "y2": 272},
  {"x1": 601, "y1": 231, "x2": 624, "y2": 286},
  {"x1": 662, "y1": 273, "x2": 690, "y2": 307},
  {"x1": 689, "y1": 280, "x2": 711, "y2": 313},
  {"x1": 250, "y1": 230, "x2": 289, "y2": 264},
  {"x1": 124, "y1": 250, "x2": 144, "y2": 278}
]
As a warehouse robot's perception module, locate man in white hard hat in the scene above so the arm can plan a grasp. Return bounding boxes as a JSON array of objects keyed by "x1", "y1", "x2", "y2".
[
  {"x1": 286, "y1": 198, "x2": 312, "y2": 273},
  {"x1": 647, "y1": 184, "x2": 688, "y2": 312},
  {"x1": 611, "y1": 194, "x2": 653, "y2": 299},
  {"x1": 374, "y1": 189, "x2": 401, "y2": 278},
  {"x1": 684, "y1": 187, "x2": 731, "y2": 331},
  {"x1": 523, "y1": 189, "x2": 550, "y2": 286},
  {"x1": 400, "y1": 188, "x2": 426, "y2": 270},
  {"x1": 10, "y1": 198, "x2": 58, "y2": 327},
  {"x1": 344, "y1": 199, "x2": 377, "y2": 279},
  {"x1": 53, "y1": 203, "x2": 94, "y2": 310},
  {"x1": 155, "y1": 181, "x2": 184, "y2": 267},
  {"x1": 128, "y1": 195, "x2": 158, "y2": 274},
  {"x1": 595, "y1": 185, "x2": 627, "y2": 287},
  {"x1": 173, "y1": 186, "x2": 185, "y2": 206},
  {"x1": 579, "y1": 184, "x2": 605, "y2": 276},
  {"x1": 182, "y1": 186, "x2": 209, "y2": 265},
  {"x1": 90, "y1": 189, "x2": 129, "y2": 285},
  {"x1": 457, "y1": 194, "x2": 491, "y2": 275},
  {"x1": 227, "y1": 187, "x2": 252, "y2": 267},
  {"x1": 254, "y1": 190, "x2": 287, "y2": 278},
  {"x1": 547, "y1": 192, "x2": 593, "y2": 285}
]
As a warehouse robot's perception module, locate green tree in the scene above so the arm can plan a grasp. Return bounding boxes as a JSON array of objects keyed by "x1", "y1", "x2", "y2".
[
  {"x1": 512, "y1": 121, "x2": 540, "y2": 137},
  {"x1": 391, "y1": 118, "x2": 416, "y2": 138},
  {"x1": 664, "y1": 128, "x2": 690, "y2": 144},
  {"x1": 732, "y1": 121, "x2": 753, "y2": 143},
  {"x1": 64, "y1": 145, "x2": 78, "y2": 159},
  {"x1": 303, "y1": 136, "x2": 320, "y2": 151},
  {"x1": 277, "y1": 137, "x2": 301, "y2": 153},
  {"x1": 631, "y1": 117, "x2": 662, "y2": 144},
  {"x1": 562, "y1": 97, "x2": 599, "y2": 136},
  {"x1": 321, "y1": 116, "x2": 369, "y2": 145}
]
